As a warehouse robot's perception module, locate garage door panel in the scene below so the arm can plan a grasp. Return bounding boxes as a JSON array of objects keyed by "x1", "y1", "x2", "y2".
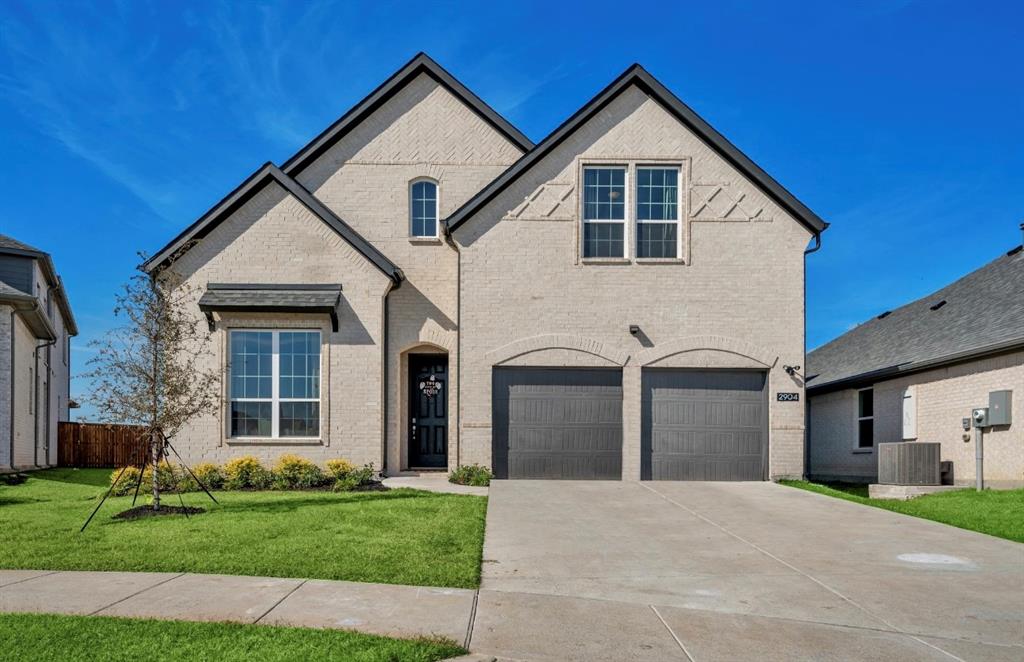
[
  {"x1": 494, "y1": 368, "x2": 623, "y2": 480},
  {"x1": 642, "y1": 369, "x2": 767, "y2": 481}
]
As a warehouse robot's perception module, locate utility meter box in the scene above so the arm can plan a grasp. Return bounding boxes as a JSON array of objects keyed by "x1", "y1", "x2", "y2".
[{"x1": 988, "y1": 390, "x2": 1012, "y2": 426}]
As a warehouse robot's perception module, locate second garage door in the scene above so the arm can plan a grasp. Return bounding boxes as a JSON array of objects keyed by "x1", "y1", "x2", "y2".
[
  {"x1": 642, "y1": 369, "x2": 767, "y2": 481},
  {"x1": 492, "y1": 368, "x2": 622, "y2": 480}
]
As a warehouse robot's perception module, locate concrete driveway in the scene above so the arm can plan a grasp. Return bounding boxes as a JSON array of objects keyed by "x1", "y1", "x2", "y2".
[{"x1": 473, "y1": 481, "x2": 1024, "y2": 661}]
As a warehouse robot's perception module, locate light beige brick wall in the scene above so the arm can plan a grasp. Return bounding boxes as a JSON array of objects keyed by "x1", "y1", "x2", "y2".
[
  {"x1": 169, "y1": 182, "x2": 393, "y2": 468},
  {"x1": 294, "y1": 72, "x2": 523, "y2": 473},
  {"x1": 809, "y1": 350, "x2": 1024, "y2": 487},
  {"x1": 11, "y1": 314, "x2": 36, "y2": 468},
  {"x1": 454, "y1": 86, "x2": 812, "y2": 480}
]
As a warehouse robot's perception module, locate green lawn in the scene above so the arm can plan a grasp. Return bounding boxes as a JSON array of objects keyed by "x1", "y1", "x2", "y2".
[
  {"x1": 0, "y1": 468, "x2": 487, "y2": 588},
  {"x1": 0, "y1": 613, "x2": 463, "y2": 662},
  {"x1": 780, "y1": 480, "x2": 1024, "y2": 543}
]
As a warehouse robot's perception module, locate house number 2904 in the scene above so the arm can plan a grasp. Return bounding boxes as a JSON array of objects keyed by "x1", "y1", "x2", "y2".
[{"x1": 777, "y1": 392, "x2": 800, "y2": 402}]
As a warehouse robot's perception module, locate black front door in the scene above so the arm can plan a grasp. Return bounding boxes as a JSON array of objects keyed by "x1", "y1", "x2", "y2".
[{"x1": 408, "y1": 355, "x2": 448, "y2": 468}]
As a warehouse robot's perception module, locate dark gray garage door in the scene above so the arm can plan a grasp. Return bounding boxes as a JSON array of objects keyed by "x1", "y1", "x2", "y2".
[
  {"x1": 492, "y1": 368, "x2": 622, "y2": 480},
  {"x1": 642, "y1": 369, "x2": 767, "y2": 481}
]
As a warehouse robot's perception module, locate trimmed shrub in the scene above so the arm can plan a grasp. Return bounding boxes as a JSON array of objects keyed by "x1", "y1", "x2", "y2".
[
  {"x1": 223, "y1": 456, "x2": 272, "y2": 490},
  {"x1": 110, "y1": 466, "x2": 143, "y2": 496},
  {"x1": 325, "y1": 458, "x2": 356, "y2": 480},
  {"x1": 189, "y1": 462, "x2": 224, "y2": 491},
  {"x1": 333, "y1": 463, "x2": 377, "y2": 492},
  {"x1": 449, "y1": 464, "x2": 493, "y2": 487},
  {"x1": 271, "y1": 454, "x2": 327, "y2": 490},
  {"x1": 142, "y1": 462, "x2": 180, "y2": 493}
]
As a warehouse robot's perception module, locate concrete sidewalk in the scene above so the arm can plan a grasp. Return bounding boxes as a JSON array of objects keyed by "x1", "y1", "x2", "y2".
[{"x1": 0, "y1": 570, "x2": 477, "y2": 646}]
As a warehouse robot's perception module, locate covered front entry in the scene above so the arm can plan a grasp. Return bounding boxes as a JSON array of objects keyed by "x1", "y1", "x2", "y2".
[
  {"x1": 641, "y1": 369, "x2": 767, "y2": 480},
  {"x1": 492, "y1": 367, "x2": 622, "y2": 480},
  {"x1": 408, "y1": 355, "x2": 448, "y2": 468}
]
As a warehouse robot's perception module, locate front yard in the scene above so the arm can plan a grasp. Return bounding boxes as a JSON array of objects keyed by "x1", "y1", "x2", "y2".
[
  {"x1": 780, "y1": 480, "x2": 1024, "y2": 542},
  {"x1": 0, "y1": 613, "x2": 464, "y2": 662},
  {"x1": 0, "y1": 469, "x2": 487, "y2": 588}
]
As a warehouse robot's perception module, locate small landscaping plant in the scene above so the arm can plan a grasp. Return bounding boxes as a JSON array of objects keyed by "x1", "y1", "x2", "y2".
[
  {"x1": 190, "y1": 462, "x2": 224, "y2": 491},
  {"x1": 272, "y1": 454, "x2": 329, "y2": 490},
  {"x1": 110, "y1": 467, "x2": 143, "y2": 496},
  {"x1": 449, "y1": 464, "x2": 493, "y2": 487},
  {"x1": 222, "y1": 456, "x2": 272, "y2": 490},
  {"x1": 325, "y1": 458, "x2": 356, "y2": 480},
  {"x1": 333, "y1": 463, "x2": 379, "y2": 492}
]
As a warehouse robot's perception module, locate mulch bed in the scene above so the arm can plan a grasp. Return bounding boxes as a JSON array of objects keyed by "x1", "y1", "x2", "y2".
[{"x1": 113, "y1": 505, "x2": 206, "y2": 520}]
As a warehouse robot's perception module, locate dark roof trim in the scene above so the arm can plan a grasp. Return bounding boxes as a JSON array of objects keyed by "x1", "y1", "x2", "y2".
[
  {"x1": 0, "y1": 290, "x2": 57, "y2": 341},
  {"x1": 0, "y1": 243, "x2": 78, "y2": 336},
  {"x1": 282, "y1": 52, "x2": 532, "y2": 176},
  {"x1": 807, "y1": 337, "x2": 1024, "y2": 396},
  {"x1": 142, "y1": 164, "x2": 404, "y2": 284},
  {"x1": 206, "y1": 283, "x2": 343, "y2": 291},
  {"x1": 198, "y1": 283, "x2": 343, "y2": 332},
  {"x1": 446, "y1": 64, "x2": 828, "y2": 235}
]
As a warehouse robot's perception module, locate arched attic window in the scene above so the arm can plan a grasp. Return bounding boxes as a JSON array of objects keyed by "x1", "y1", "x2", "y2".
[{"x1": 410, "y1": 179, "x2": 439, "y2": 238}]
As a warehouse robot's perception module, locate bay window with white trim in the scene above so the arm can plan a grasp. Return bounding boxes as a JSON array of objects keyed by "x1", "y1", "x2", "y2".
[
  {"x1": 635, "y1": 166, "x2": 681, "y2": 258},
  {"x1": 229, "y1": 330, "x2": 321, "y2": 438},
  {"x1": 582, "y1": 166, "x2": 627, "y2": 258}
]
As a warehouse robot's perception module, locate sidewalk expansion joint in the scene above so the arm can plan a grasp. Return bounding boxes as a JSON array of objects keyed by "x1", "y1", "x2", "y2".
[
  {"x1": 89, "y1": 572, "x2": 186, "y2": 616},
  {"x1": 0, "y1": 571, "x2": 60, "y2": 590},
  {"x1": 464, "y1": 589, "x2": 480, "y2": 650},
  {"x1": 650, "y1": 604, "x2": 695, "y2": 661},
  {"x1": 254, "y1": 579, "x2": 307, "y2": 624}
]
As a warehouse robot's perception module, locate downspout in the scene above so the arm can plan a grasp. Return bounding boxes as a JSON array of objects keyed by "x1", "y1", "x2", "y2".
[
  {"x1": 381, "y1": 273, "x2": 403, "y2": 474},
  {"x1": 443, "y1": 223, "x2": 461, "y2": 469},
  {"x1": 8, "y1": 310, "x2": 15, "y2": 470},
  {"x1": 802, "y1": 231, "x2": 822, "y2": 479}
]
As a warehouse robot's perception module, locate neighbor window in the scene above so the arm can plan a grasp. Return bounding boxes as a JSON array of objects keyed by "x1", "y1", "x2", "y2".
[
  {"x1": 857, "y1": 388, "x2": 874, "y2": 449},
  {"x1": 582, "y1": 166, "x2": 626, "y2": 258},
  {"x1": 635, "y1": 167, "x2": 680, "y2": 258},
  {"x1": 229, "y1": 330, "x2": 321, "y2": 438},
  {"x1": 410, "y1": 179, "x2": 438, "y2": 237}
]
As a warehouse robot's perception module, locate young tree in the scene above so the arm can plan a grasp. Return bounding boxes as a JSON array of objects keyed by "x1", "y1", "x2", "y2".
[{"x1": 86, "y1": 255, "x2": 219, "y2": 510}]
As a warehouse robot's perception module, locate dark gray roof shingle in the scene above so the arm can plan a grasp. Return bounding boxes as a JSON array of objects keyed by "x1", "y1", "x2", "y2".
[
  {"x1": 0, "y1": 234, "x2": 44, "y2": 253},
  {"x1": 806, "y1": 245, "x2": 1024, "y2": 392},
  {"x1": 198, "y1": 284, "x2": 342, "y2": 311}
]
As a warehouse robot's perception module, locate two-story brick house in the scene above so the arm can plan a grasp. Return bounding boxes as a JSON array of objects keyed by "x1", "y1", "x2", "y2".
[
  {"x1": 145, "y1": 53, "x2": 827, "y2": 481},
  {"x1": 0, "y1": 235, "x2": 77, "y2": 471}
]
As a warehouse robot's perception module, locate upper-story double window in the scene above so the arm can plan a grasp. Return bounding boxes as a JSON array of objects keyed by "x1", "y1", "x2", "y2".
[
  {"x1": 410, "y1": 179, "x2": 439, "y2": 238},
  {"x1": 581, "y1": 165, "x2": 681, "y2": 259}
]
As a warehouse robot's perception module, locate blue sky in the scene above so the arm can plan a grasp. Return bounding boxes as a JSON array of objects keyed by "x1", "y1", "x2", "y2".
[{"x1": 1, "y1": 0, "x2": 1022, "y2": 410}]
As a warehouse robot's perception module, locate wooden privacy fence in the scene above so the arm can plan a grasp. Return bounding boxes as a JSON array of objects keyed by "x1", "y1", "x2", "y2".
[{"x1": 58, "y1": 422, "x2": 149, "y2": 468}]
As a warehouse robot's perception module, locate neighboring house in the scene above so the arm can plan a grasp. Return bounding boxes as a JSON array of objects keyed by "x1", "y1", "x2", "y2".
[
  {"x1": 806, "y1": 236, "x2": 1023, "y2": 488},
  {"x1": 0, "y1": 235, "x2": 78, "y2": 471},
  {"x1": 145, "y1": 53, "x2": 827, "y2": 481}
]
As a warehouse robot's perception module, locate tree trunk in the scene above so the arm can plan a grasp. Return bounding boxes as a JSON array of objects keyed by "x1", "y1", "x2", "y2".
[{"x1": 151, "y1": 430, "x2": 161, "y2": 511}]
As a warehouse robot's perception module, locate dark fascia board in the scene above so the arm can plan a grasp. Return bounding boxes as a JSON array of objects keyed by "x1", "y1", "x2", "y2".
[
  {"x1": 0, "y1": 245, "x2": 78, "y2": 336},
  {"x1": 142, "y1": 164, "x2": 404, "y2": 284},
  {"x1": 282, "y1": 52, "x2": 532, "y2": 176},
  {"x1": 806, "y1": 337, "x2": 1024, "y2": 396},
  {"x1": 0, "y1": 292, "x2": 57, "y2": 341},
  {"x1": 446, "y1": 64, "x2": 828, "y2": 236}
]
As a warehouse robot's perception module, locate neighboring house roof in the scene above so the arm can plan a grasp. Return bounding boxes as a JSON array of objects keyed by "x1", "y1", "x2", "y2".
[
  {"x1": 141, "y1": 164, "x2": 404, "y2": 284},
  {"x1": 281, "y1": 52, "x2": 533, "y2": 176},
  {"x1": 0, "y1": 233, "x2": 77, "y2": 336},
  {"x1": 198, "y1": 283, "x2": 343, "y2": 332},
  {"x1": 446, "y1": 63, "x2": 828, "y2": 236},
  {"x1": 806, "y1": 243, "x2": 1024, "y2": 394}
]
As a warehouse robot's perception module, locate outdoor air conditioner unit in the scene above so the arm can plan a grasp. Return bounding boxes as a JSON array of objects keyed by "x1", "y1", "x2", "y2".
[{"x1": 877, "y1": 442, "x2": 941, "y2": 486}]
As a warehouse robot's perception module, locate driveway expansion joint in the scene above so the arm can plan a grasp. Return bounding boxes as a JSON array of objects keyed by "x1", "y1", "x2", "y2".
[{"x1": 650, "y1": 604, "x2": 695, "y2": 661}]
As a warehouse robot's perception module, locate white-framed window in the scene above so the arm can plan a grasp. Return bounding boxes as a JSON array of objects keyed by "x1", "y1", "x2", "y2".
[
  {"x1": 582, "y1": 166, "x2": 627, "y2": 258},
  {"x1": 857, "y1": 388, "x2": 874, "y2": 449},
  {"x1": 410, "y1": 179, "x2": 439, "y2": 238},
  {"x1": 229, "y1": 330, "x2": 321, "y2": 438},
  {"x1": 635, "y1": 166, "x2": 681, "y2": 258}
]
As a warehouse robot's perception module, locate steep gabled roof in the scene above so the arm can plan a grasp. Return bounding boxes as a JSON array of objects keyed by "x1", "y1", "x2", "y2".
[
  {"x1": 806, "y1": 243, "x2": 1024, "y2": 393},
  {"x1": 282, "y1": 52, "x2": 533, "y2": 176},
  {"x1": 0, "y1": 233, "x2": 78, "y2": 335},
  {"x1": 446, "y1": 64, "x2": 828, "y2": 235},
  {"x1": 141, "y1": 163, "x2": 403, "y2": 283}
]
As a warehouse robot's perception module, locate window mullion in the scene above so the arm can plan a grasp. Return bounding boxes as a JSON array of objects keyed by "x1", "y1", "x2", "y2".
[{"x1": 271, "y1": 331, "x2": 280, "y2": 438}]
